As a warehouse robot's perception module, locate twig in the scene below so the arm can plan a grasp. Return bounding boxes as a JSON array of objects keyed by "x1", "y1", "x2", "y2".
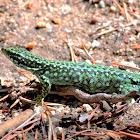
[
  {"x1": 119, "y1": 131, "x2": 140, "y2": 139},
  {"x1": 122, "y1": 1, "x2": 133, "y2": 22},
  {"x1": 48, "y1": 114, "x2": 57, "y2": 140},
  {"x1": 113, "y1": 0, "x2": 124, "y2": 15},
  {"x1": 70, "y1": 129, "x2": 93, "y2": 139},
  {"x1": 18, "y1": 69, "x2": 34, "y2": 80},
  {"x1": 112, "y1": 62, "x2": 140, "y2": 71},
  {"x1": 88, "y1": 105, "x2": 100, "y2": 121},
  {"x1": 10, "y1": 99, "x2": 20, "y2": 109},
  {"x1": 76, "y1": 36, "x2": 95, "y2": 64},
  {"x1": 94, "y1": 22, "x2": 132, "y2": 39},
  {"x1": 0, "y1": 94, "x2": 9, "y2": 102}
]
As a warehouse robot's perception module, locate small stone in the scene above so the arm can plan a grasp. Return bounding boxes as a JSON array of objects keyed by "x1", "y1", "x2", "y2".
[
  {"x1": 91, "y1": 40, "x2": 100, "y2": 48},
  {"x1": 36, "y1": 21, "x2": 46, "y2": 28},
  {"x1": 27, "y1": 41, "x2": 36, "y2": 49},
  {"x1": 60, "y1": 5, "x2": 71, "y2": 15},
  {"x1": 38, "y1": 43, "x2": 43, "y2": 47},
  {"x1": 37, "y1": 10, "x2": 42, "y2": 17},
  {"x1": 52, "y1": 17, "x2": 61, "y2": 24},
  {"x1": 129, "y1": 36, "x2": 136, "y2": 41},
  {"x1": 110, "y1": 6, "x2": 116, "y2": 13},
  {"x1": 27, "y1": 3, "x2": 33, "y2": 9},
  {"x1": 54, "y1": 8, "x2": 59, "y2": 12},
  {"x1": 64, "y1": 28, "x2": 72, "y2": 33},
  {"x1": 83, "y1": 104, "x2": 93, "y2": 112},
  {"x1": 55, "y1": 127, "x2": 63, "y2": 136},
  {"x1": 17, "y1": 133, "x2": 23, "y2": 139},
  {"x1": 41, "y1": 1, "x2": 46, "y2": 6},
  {"x1": 90, "y1": 17, "x2": 98, "y2": 24},
  {"x1": 79, "y1": 114, "x2": 89, "y2": 123},
  {"x1": 45, "y1": 23, "x2": 52, "y2": 32},
  {"x1": 34, "y1": 106, "x2": 42, "y2": 116},
  {"x1": 99, "y1": 0, "x2": 105, "y2": 8}
]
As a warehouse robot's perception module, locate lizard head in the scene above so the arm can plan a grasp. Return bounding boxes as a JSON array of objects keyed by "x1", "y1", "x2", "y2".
[{"x1": 2, "y1": 46, "x2": 46, "y2": 72}]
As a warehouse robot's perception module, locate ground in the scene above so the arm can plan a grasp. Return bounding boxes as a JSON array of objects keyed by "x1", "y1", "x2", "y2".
[{"x1": 0, "y1": 0, "x2": 140, "y2": 139}]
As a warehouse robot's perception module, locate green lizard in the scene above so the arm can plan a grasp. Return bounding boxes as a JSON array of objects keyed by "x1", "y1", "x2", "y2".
[{"x1": 2, "y1": 46, "x2": 140, "y2": 101}]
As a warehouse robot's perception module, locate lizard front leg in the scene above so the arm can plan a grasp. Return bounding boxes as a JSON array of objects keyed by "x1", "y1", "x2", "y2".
[{"x1": 35, "y1": 75, "x2": 51, "y2": 103}]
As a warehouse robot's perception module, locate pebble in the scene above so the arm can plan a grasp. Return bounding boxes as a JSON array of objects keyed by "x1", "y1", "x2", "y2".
[
  {"x1": 34, "y1": 106, "x2": 43, "y2": 116},
  {"x1": 54, "y1": 7, "x2": 59, "y2": 12},
  {"x1": 55, "y1": 127, "x2": 63, "y2": 136},
  {"x1": 36, "y1": 21, "x2": 46, "y2": 28},
  {"x1": 27, "y1": 3, "x2": 33, "y2": 9},
  {"x1": 60, "y1": 5, "x2": 71, "y2": 15},
  {"x1": 52, "y1": 17, "x2": 61, "y2": 24},
  {"x1": 79, "y1": 114, "x2": 89, "y2": 123},
  {"x1": 91, "y1": 40, "x2": 100, "y2": 48},
  {"x1": 83, "y1": 104, "x2": 93, "y2": 112},
  {"x1": 64, "y1": 28, "x2": 72, "y2": 33},
  {"x1": 99, "y1": 0, "x2": 105, "y2": 8},
  {"x1": 27, "y1": 41, "x2": 36, "y2": 49},
  {"x1": 37, "y1": 10, "x2": 42, "y2": 17},
  {"x1": 110, "y1": 6, "x2": 117, "y2": 13},
  {"x1": 17, "y1": 133, "x2": 23, "y2": 139},
  {"x1": 38, "y1": 43, "x2": 43, "y2": 47},
  {"x1": 46, "y1": 23, "x2": 52, "y2": 32},
  {"x1": 129, "y1": 36, "x2": 136, "y2": 41},
  {"x1": 90, "y1": 17, "x2": 98, "y2": 24}
]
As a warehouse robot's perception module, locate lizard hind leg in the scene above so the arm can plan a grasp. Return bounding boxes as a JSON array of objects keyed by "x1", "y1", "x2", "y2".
[
  {"x1": 119, "y1": 84, "x2": 139, "y2": 95},
  {"x1": 118, "y1": 84, "x2": 139, "y2": 103}
]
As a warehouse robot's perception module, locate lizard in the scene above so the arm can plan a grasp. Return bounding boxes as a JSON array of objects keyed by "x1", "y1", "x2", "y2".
[{"x1": 1, "y1": 46, "x2": 140, "y2": 102}]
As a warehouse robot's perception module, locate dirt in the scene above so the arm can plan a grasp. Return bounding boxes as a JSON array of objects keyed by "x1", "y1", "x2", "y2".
[{"x1": 0, "y1": 0, "x2": 140, "y2": 139}]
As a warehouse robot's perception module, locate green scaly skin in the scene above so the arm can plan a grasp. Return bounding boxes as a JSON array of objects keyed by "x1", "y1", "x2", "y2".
[{"x1": 2, "y1": 46, "x2": 140, "y2": 100}]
